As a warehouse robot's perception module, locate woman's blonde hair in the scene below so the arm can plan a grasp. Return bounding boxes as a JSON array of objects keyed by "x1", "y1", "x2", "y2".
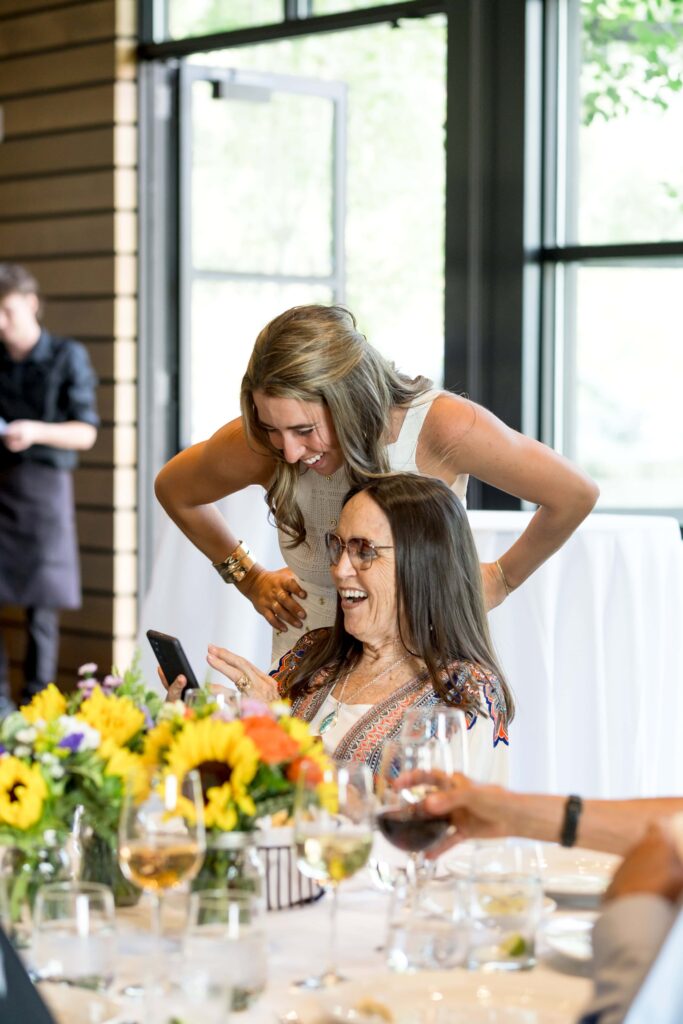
[{"x1": 241, "y1": 305, "x2": 431, "y2": 546}]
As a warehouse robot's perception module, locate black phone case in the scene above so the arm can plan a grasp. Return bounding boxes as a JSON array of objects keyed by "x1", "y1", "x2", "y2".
[{"x1": 146, "y1": 629, "x2": 199, "y2": 694}]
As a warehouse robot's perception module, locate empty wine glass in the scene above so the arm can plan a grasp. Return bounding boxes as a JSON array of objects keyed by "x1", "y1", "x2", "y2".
[{"x1": 294, "y1": 761, "x2": 374, "y2": 988}]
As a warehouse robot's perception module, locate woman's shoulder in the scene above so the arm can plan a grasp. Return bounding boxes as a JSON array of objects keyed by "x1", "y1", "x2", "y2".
[
  {"x1": 441, "y1": 659, "x2": 510, "y2": 745},
  {"x1": 271, "y1": 627, "x2": 332, "y2": 679}
]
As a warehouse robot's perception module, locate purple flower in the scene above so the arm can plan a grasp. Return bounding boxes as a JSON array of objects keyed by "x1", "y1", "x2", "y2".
[
  {"x1": 0, "y1": 744, "x2": 6, "y2": 755},
  {"x1": 239, "y1": 697, "x2": 274, "y2": 719},
  {"x1": 142, "y1": 705, "x2": 155, "y2": 729},
  {"x1": 102, "y1": 674, "x2": 123, "y2": 691},
  {"x1": 77, "y1": 678, "x2": 97, "y2": 696},
  {"x1": 78, "y1": 662, "x2": 98, "y2": 678},
  {"x1": 58, "y1": 732, "x2": 84, "y2": 752}
]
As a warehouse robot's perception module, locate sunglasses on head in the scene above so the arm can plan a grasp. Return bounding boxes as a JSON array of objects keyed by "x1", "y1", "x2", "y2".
[{"x1": 324, "y1": 532, "x2": 393, "y2": 570}]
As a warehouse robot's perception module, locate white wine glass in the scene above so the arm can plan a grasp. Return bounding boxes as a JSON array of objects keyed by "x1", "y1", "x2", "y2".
[
  {"x1": 294, "y1": 761, "x2": 374, "y2": 988},
  {"x1": 118, "y1": 770, "x2": 205, "y2": 956}
]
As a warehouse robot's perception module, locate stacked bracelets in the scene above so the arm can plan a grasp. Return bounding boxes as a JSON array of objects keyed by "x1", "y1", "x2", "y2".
[{"x1": 212, "y1": 541, "x2": 255, "y2": 584}]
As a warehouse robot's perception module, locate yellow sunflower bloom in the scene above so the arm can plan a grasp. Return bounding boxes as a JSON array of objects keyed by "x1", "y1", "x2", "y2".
[
  {"x1": 204, "y1": 783, "x2": 238, "y2": 831},
  {"x1": 77, "y1": 687, "x2": 145, "y2": 747},
  {"x1": 0, "y1": 756, "x2": 48, "y2": 830},
  {"x1": 99, "y1": 738, "x2": 146, "y2": 800},
  {"x1": 142, "y1": 720, "x2": 175, "y2": 767},
  {"x1": 22, "y1": 684, "x2": 66, "y2": 725},
  {"x1": 163, "y1": 718, "x2": 260, "y2": 830}
]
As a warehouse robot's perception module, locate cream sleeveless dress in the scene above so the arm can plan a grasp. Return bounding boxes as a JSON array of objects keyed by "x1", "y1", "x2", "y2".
[{"x1": 271, "y1": 390, "x2": 467, "y2": 664}]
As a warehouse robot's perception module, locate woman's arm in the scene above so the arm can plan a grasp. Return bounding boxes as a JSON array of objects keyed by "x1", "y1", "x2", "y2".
[
  {"x1": 420, "y1": 775, "x2": 683, "y2": 856},
  {"x1": 154, "y1": 417, "x2": 307, "y2": 631},
  {"x1": 419, "y1": 395, "x2": 599, "y2": 608}
]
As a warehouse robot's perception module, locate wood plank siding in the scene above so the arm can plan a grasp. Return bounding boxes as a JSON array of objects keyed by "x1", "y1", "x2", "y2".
[{"x1": 0, "y1": 0, "x2": 138, "y2": 692}]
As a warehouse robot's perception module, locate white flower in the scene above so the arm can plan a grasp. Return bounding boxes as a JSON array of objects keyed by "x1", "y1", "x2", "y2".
[
  {"x1": 158, "y1": 700, "x2": 186, "y2": 723},
  {"x1": 14, "y1": 745, "x2": 31, "y2": 758},
  {"x1": 51, "y1": 765, "x2": 65, "y2": 779},
  {"x1": 15, "y1": 727, "x2": 37, "y2": 745},
  {"x1": 78, "y1": 662, "x2": 98, "y2": 677}
]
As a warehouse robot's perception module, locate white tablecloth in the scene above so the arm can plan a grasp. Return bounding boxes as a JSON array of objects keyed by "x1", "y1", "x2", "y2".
[{"x1": 140, "y1": 495, "x2": 683, "y2": 798}]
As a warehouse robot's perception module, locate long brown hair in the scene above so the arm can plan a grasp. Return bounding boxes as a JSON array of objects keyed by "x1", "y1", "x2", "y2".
[
  {"x1": 282, "y1": 473, "x2": 514, "y2": 723},
  {"x1": 240, "y1": 305, "x2": 431, "y2": 546}
]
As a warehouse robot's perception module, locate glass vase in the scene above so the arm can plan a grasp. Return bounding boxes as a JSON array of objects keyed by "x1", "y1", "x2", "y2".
[
  {"x1": 192, "y1": 832, "x2": 265, "y2": 904},
  {"x1": 80, "y1": 830, "x2": 141, "y2": 908},
  {"x1": 0, "y1": 832, "x2": 71, "y2": 948}
]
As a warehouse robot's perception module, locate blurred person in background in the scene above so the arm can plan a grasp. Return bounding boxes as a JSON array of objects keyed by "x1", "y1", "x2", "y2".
[{"x1": 0, "y1": 264, "x2": 98, "y2": 715}]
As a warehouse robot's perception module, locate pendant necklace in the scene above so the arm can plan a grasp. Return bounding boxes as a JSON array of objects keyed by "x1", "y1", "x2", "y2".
[{"x1": 318, "y1": 653, "x2": 410, "y2": 735}]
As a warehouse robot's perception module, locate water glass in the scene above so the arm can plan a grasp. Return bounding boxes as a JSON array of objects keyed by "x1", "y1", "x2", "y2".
[
  {"x1": 185, "y1": 888, "x2": 267, "y2": 1010},
  {"x1": 143, "y1": 953, "x2": 233, "y2": 1024},
  {"x1": 31, "y1": 882, "x2": 116, "y2": 990},
  {"x1": 465, "y1": 841, "x2": 543, "y2": 971},
  {"x1": 386, "y1": 872, "x2": 467, "y2": 972},
  {"x1": 185, "y1": 687, "x2": 240, "y2": 717}
]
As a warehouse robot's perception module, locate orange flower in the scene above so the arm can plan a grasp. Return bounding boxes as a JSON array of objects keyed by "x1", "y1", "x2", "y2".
[
  {"x1": 241, "y1": 716, "x2": 300, "y2": 765},
  {"x1": 287, "y1": 756, "x2": 323, "y2": 786}
]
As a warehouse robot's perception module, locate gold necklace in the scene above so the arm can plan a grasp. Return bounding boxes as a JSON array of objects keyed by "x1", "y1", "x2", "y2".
[{"x1": 318, "y1": 653, "x2": 410, "y2": 735}]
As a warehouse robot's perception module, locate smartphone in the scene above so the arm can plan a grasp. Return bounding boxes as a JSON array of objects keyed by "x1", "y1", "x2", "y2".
[{"x1": 146, "y1": 629, "x2": 199, "y2": 698}]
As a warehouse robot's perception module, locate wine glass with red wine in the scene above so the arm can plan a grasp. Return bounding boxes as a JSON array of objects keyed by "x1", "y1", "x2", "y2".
[{"x1": 376, "y1": 709, "x2": 468, "y2": 891}]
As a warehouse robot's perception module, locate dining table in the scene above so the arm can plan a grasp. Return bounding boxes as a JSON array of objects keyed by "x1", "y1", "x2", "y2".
[{"x1": 34, "y1": 837, "x2": 611, "y2": 1024}]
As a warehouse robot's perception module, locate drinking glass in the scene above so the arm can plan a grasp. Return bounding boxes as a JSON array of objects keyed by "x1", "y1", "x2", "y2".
[
  {"x1": 386, "y1": 871, "x2": 467, "y2": 973},
  {"x1": 465, "y1": 840, "x2": 543, "y2": 971},
  {"x1": 184, "y1": 686, "x2": 240, "y2": 718},
  {"x1": 294, "y1": 761, "x2": 374, "y2": 988},
  {"x1": 376, "y1": 711, "x2": 468, "y2": 893},
  {"x1": 185, "y1": 888, "x2": 266, "y2": 1010},
  {"x1": 31, "y1": 881, "x2": 116, "y2": 990},
  {"x1": 118, "y1": 770, "x2": 205, "y2": 951},
  {"x1": 400, "y1": 707, "x2": 470, "y2": 775}
]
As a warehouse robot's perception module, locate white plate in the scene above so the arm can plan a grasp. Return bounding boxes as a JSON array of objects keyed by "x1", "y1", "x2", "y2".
[
  {"x1": 290, "y1": 968, "x2": 592, "y2": 1024},
  {"x1": 537, "y1": 845, "x2": 620, "y2": 904},
  {"x1": 543, "y1": 917, "x2": 595, "y2": 964},
  {"x1": 36, "y1": 983, "x2": 121, "y2": 1024}
]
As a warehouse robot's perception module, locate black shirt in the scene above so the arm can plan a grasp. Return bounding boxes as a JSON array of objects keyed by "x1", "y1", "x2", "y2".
[{"x1": 0, "y1": 330, "x2": 99, "y2": 471}]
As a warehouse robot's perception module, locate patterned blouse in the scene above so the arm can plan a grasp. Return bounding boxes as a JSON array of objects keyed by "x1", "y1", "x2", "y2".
[{"x1": 273, "y1": 629, "x2": 509, "y2": 776}]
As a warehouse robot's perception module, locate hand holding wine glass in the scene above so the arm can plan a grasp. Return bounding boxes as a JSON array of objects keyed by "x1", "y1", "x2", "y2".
[
  {"x1": 294, "y1": 761, "x2": 374, "y2": 988},
  {"x1": 376, "y1": 709, "x2": 468, "y2": 888}
]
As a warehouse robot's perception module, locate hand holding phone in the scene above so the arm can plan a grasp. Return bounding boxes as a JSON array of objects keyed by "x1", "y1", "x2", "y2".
[{"x1": 146, "y1": 629, "x2": 199, "y2": 699}]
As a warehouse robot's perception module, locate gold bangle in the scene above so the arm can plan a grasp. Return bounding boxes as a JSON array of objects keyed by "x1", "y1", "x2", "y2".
[
  {"x1": 495, "y1": 559, "x2": 512, "y2": 596},
  {"x1": 212, "y1": 541, "x2": 255, "y2": 585}
]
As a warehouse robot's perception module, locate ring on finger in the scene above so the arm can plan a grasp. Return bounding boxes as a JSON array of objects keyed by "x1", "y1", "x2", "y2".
[{"x1": 235, "y1": 673, "x2": 251, "y2": 694}]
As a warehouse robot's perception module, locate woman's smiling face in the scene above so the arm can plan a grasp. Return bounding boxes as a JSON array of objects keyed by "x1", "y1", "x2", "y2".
[
  {"x1": 329, "y1": 492, "x2": 399, "y2": 647},
  {"x1": 253, "y1": 392, "x2": 343, "y2": 475}
]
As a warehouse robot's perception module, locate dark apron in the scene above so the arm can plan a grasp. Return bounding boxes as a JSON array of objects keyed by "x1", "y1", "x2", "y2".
[{"x1": 0, "y1": 462, "x2": 81, "y2": 609}]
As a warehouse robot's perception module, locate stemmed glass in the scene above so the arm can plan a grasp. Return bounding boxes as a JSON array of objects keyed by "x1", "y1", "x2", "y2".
[
  {"x1": 376, "y1": 708, "x2": 468, "y2": 890},
  {"x1": 294, "y1": 761, "x2": 374, "y2": 989},
  {"x1": 118, "y1": 770, "x2": 205, "y2": 959}
]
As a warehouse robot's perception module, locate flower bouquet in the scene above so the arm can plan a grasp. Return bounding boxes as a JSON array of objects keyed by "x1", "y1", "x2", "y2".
[
  {"x1": 144, "y1": 695, "x2": 331, "y2": 900},
  {"x1": 0, "y1": 658, "x2": 164, "y2": 936}
]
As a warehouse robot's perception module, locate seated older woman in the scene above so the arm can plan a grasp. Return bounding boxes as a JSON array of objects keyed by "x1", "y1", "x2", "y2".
[{"x1": 166, "y1": 473, "x2": 513, "y2": 782}]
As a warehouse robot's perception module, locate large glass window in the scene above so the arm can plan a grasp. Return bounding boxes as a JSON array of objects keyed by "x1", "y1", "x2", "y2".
[
  {"x1": 182, "y1": 17, "x2": 447, "y2": 443},
  {"x1": 542, "y1": 0, "x2": 683, "y2": 515}
]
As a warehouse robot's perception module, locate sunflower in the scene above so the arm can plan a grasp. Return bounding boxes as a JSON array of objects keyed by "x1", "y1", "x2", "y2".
[
  {"x1": 163, "y1": 718, "x2": 260, "y2": 828},
  {"x1": 141, "y1": 720, "x2": 175, "y2": 768},
  {"x1": 99, "y1": 738, "x2": 146, "y2": 800},
  {"x1": 77, "y1": 686, "x2": 145, "y2": 747},
  {"x1": 21, "y1": 684, "x2": 67, "y2": 725},
  {"x1": 0, "y1": 756, "x2": 48, "y2": 830}
]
